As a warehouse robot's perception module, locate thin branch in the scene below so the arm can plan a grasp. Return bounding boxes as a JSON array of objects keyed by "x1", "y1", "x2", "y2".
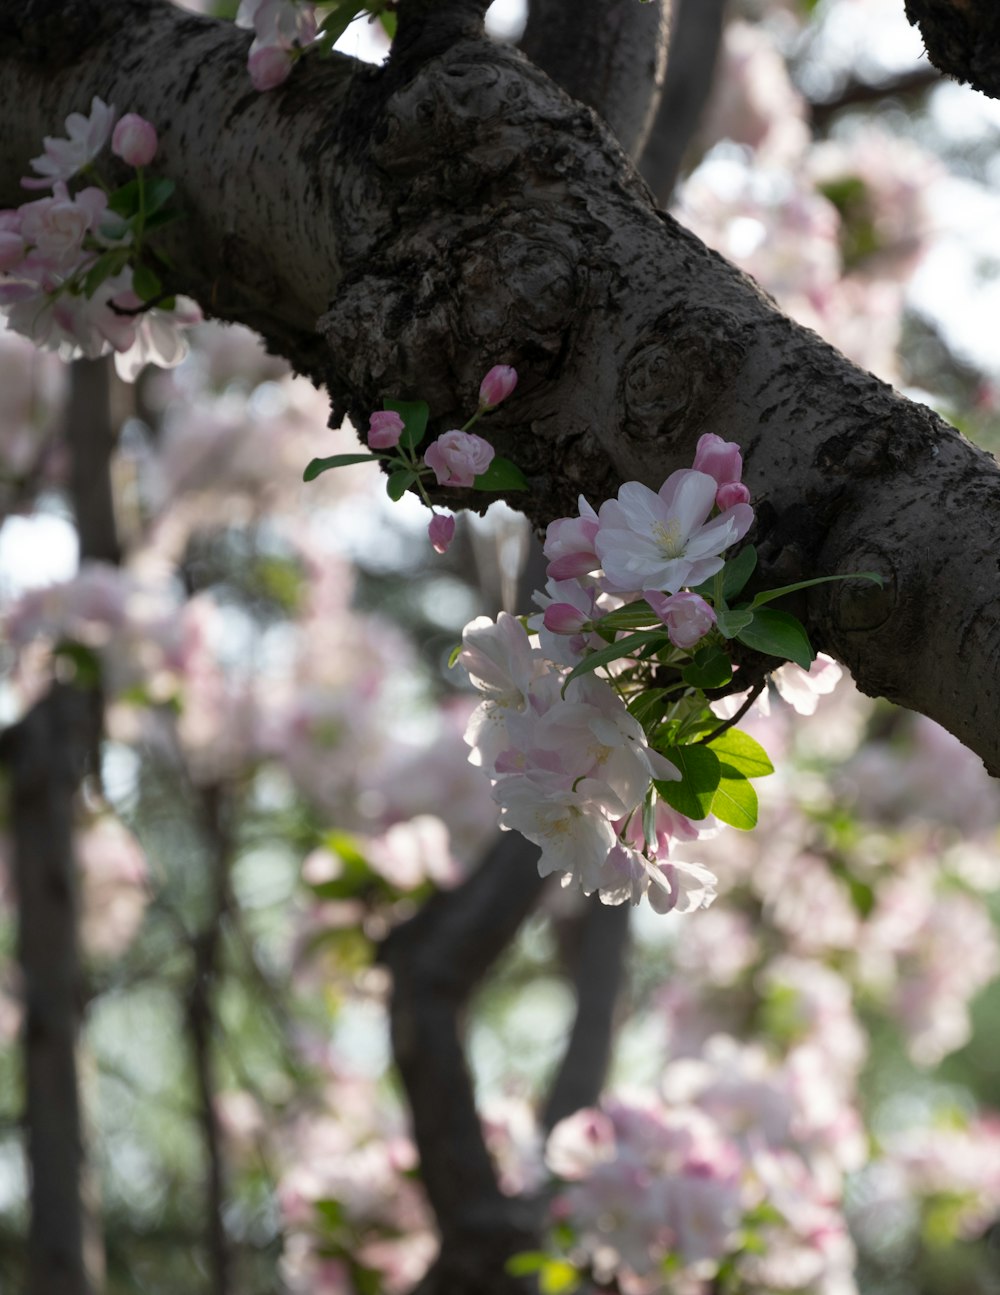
[
  {"x1": 542, "y1": 898, "x2": 631, "y2": 1132},
  {"x1": 520, "y1": 0, "x2": 669, "y2": 159},
  {"x1": 68, "y1": 358, "x2": 120, "y2": 564},
  {"x1": 809, "y1": 66, "x2": 941, "y2": 130},
  {"x1": 638, "y1": 0, "x2": 728, "y2": 205},
  {"x1": 696, "y1": 682, "x2": 765, "y2": 746},
  {"x1": 186, "y1": 783, "x2": 234, "y2": 1295}
]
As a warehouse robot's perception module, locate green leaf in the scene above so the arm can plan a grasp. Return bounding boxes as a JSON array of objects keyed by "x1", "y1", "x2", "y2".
[
  {"x1": 303, "y1": 453, "x2": 379, "y2": 481},
  {"x1": 473, "y1": 455, "x2": 528, "y2": 491},
  {"x1": 505, "y1": 1253, "x2": 550, "y2": 1277},
  {"x1": 654, "y1": 745, "x2": 720, "y2": 820},
  {"x1": 642, "y1": 791, "x2": 657, "y2": 849},
  {"x1": 386, "y1": 468, "x2": 417, "y2": 501},
  {"x1": 540, "y1": 1261, "x2": 581, "y2": 1295},
  {"x1": 748, "y1": 570, "x2": 883, "y2": 609},
  {"x1": 53, "y1": 640, "x2": 102, "y2": 689},
  {"x1": 142, "y1": 177, "x2": 176, "y2": 216},
  {"x1": 377, "y1": 8, "x2": 397, "y2": 37},
  {"x1": 384, "y1": 398, "x2": 429, "y2": 452},
  {"x1": 448, "y1": 642, "x2": 463, "y2": 669},
  {"x1": 711, "y1": 766, "x2": 758, "y2": 830},
  {"x1": 82, "y1": 248, "x2": 129, "y2": 297},
  {"x1": 561, "y1": 630, "x2": 669, "y2": 694},
  {"x1": 142, "y1": 205, "x2": 183, "y2": 233},
  {"x1": 715, "y1": 608, "x2": 753, "y2": 639},
  {"x1": 132, "y1": 262, "x2": 162, "y2": 302},
  {"x1": 108, "y1": 179, "x2": 141, "y2": 217},
  {"x1": 682, "y1": 644, "x2": 732, "y2": 690},
  {"x1": 627, "y1": 687, "x2": 672, "y2": 728},
  {"x1": 706, "y1": 728, "x2": 774, "y2": 779},
  {"x1": 736, "y1": 608, "x2": 815, "y2": 669},
  {"x1": 314, "y1": 0, "x2": 365, "y2": 50},
  {"x1": 593, "y1": 599, "x2": 659, "y2": 632},
  {"x1": 722, "y1": 545, "x2": 758, "y2": 600}
]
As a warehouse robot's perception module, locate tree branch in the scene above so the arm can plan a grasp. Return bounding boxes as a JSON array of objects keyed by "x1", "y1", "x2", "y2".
[
  {"x1": 638, "y1": 0, "x2": 727, "y2": 204},
  {"x1": 3, "y1": 1, "x2": 1000, "y2": 781},
  {"x1": 542, "y1": 899, "x2": 631, "y2": 1132},
  {"x1": 520, "y1": 0, "x2": 669, "y2": 159},
  {"x1": 68, "y1": 359, "x2": 120, "y2": 565},
  {"x1": 903, "y1": 0, "x2": 1000, "y2": 100},
  {"x1": 809, "y1": 65, "x2": 941, "y2": 130},
  {"x1": 4, "y1": 684, "x2": 98, "y2": 1295},
  {"x1": 380, "y1": 831, "x2": 547, "y2": 1294},
  {"x1": 186, "y1": 784, "x2": 234, "y2": 1295}
]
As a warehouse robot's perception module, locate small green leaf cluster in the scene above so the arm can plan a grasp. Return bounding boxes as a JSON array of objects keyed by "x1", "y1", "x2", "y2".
[
  {"x1": 549, "y1": 546, "x2": 881, "y2": 831},
  {"x1": 304, "y1": 397, "x2": 527, "y2": 499}
]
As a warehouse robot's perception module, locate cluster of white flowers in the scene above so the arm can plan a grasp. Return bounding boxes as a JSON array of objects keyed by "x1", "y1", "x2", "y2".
[{"x1": 459, "y1": 436, "x2": 757, "y2": 912}]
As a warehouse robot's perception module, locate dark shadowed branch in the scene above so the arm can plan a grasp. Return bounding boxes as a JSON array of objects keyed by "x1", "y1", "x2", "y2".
[
  {"x1": 187, "y1": 784, "x2": 235, "y2": 1295},
  {"x1": 3, "y1": 684, "x2": 98, "y2": 1295},
  {"x1": 808, "y1": 65, "x2": 941, "y2": 129},
  {"x1": 903, "y1": 0, "x2": 1000, "y2": 100},
  {"x1": 521, "y1": 0, "x2": 668, "y2": 159},
  {"x1": 638, "y1": 0, "x2": 727, "y2": 204},
  {"x1": 381, "y1": 830, "x2": 548, "y2": 1295}
]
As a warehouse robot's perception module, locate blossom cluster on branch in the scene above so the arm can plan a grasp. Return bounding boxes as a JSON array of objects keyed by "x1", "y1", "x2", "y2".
[{"x1": 0, "y1": 97, "x2": 199, "y2": 380}]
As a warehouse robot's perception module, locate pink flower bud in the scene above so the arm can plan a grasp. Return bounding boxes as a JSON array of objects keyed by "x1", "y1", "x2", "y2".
[
  {"x1": 715, "y1": 481, "x2": 751, "y2": 509},
  {"x1": 647, "y1": 590, "x2": 717, "y2": 649},
  {"x1": 423, "y1": 430, "x2": 495, "y2": 488},
  {"x1": 542, "y1": 603, "x2": 589, "y2": 635},
  {"x1": 248, "y1": 43, "x2": 294, "y2": 91},
  {"x1": 428, "y1": 513, "x2": 456, "y2": 554},
  {"x1": 111, "y1": 114, "x2": 158, "y2": 167},
  {"x1": 368, "y1": 409, "x2": 405, "y2": 449},
  {"x1": 693, "y1": 433, "x2": 743, "y2": 487},
  {"x1": 478, "y1": 364, "x2": 518, "y2": 409}
]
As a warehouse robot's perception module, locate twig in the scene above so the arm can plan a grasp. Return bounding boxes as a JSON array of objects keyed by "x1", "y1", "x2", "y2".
[{"x1": 696, "y1": 681, "x2": 764, "y2": 745}]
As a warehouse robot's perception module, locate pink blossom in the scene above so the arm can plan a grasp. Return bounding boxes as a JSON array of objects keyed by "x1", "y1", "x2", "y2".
[
  {"x1": 111, "y1": 114, "x2": 158, "y2": 167},
  {"x1": 693, "y1": 433, "x2": 744, "y2": 487},
  {"x1": 595, "y1": 470, "x2": 753, "y2": 595},
  {"x1": 423, "y1": 430, "x2": 494, "y2": 487},
  {"x1": 18, "y1": 182, "x2": 107, "y2": 268},
  {"x1": 248, "y1": 43, "x2": 294, "y2": 91},
  {"x1": 428, "y1": 512, "x2": 455, "y2": 554},
  {"x1": 543, "y1": 496, "x2": 600, "y2": 580},
  {"x1": 238, "y1": 0, "x2": 318, "y2": 47},
  {"x1": 715, "y1": 481, "x2": 751, "y2": 509},
  {"x1": 647, "y1": 860, "x2": 719, "y2": 914},
  {"x1": 647, "y1": 590, "x2": 717, "y2": 649},
  {"x1": 478, "y1": 364, "x2": 518, "y2": 409},
  {"x1": 542, "y1": 601, "x2": 589, "y2": 636},
  {"x1": 368, "y1": 409, "x2": 405, "y2": 449},
  {"x1": 23, "y1": 96, "x2": 116, "y2": 190}
]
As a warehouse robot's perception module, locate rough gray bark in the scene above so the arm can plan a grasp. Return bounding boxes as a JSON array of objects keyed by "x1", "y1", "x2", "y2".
[
  {"x1": 904, "y1": 0, "x2": 1000, "y2": 99},
  {"x1": 5, "y1": 3, "x2": 992, "y2": 781}
]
